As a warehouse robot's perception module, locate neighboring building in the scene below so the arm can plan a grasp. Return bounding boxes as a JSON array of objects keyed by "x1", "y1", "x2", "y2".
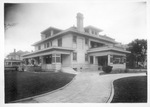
[
  {"x1": 5, "y1": 50, "x2": 29, "y2": 71},
  {"x1": 6, "y1": 49, "x2": 29, "y2": 60},
  {"x1": 22, "y1": 13, "x2": 130, "y2": 71}
]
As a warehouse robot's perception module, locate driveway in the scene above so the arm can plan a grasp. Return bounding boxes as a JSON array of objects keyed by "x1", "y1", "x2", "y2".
[{"x1": 18, "y1": 71, "x2": 146, "y2": 103}]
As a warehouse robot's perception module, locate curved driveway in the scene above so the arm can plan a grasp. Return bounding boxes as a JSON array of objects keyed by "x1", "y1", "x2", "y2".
[{"x1": 19, "y1": 72, "x2": 146, "y2": 103}]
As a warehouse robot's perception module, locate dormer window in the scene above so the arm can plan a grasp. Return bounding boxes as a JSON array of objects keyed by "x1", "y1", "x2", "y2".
[
  {"x1": 84, "y1": 26, "x2": 102, "y2": 36},
  {"x1": 45, "y1": 32, "x2": 51, "y2": 38}
]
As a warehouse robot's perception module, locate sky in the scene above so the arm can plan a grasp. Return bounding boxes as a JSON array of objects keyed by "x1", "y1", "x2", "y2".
[{"x1": 4, "y1": 1, "x2": 147, "y2": 56}]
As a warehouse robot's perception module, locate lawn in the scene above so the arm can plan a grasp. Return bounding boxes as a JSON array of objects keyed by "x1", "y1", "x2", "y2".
[
  {"x1": 5, "y1": 71, "x2": 75, "y2": 103},
  {"x1": 111, "y1": 76, "x2": 147, "y2": 103}
]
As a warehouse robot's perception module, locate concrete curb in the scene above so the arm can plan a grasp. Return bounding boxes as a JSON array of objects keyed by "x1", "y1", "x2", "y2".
[
  {"x1": 10, "y1": 73, "x2": 78, "y2": 103},
  {"x1": 106, "y1": 80, "x2": 114, "y2": 103}
]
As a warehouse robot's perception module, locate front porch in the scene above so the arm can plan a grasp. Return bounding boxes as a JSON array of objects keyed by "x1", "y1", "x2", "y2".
[
  {"x1": 87, "y1": 46, "x2": 130, "y2": 70},
  {"x1": 22, "y1": 47, "x2": 73, "y2": 72}
]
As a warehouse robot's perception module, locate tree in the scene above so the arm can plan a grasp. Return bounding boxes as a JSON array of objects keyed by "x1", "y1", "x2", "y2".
[{"x1": 126, "y1": 39, "x2": 147, "y2": 68}]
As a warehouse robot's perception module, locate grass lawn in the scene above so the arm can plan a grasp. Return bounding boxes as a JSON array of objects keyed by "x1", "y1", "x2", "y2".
[
  {"x1": 111, "y1": 76, "x2": 147, "y2": 103},
  {"x1": 5, "y1": 71, "x2": 75, "y2": 103}
]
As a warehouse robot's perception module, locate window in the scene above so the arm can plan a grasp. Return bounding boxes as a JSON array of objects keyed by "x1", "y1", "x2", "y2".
[
  {"x1": 38, "y1": 45, "x2": 41, "y2": 50},
  {"x1": 58, "y1": 38, "x2": 62, "y2": 47},
  {"x1": 113, "y1": 55, "x2": 125, "y2": 64},
  {"x1": 44, "y1": 43, "x2": 46, "y2": 48},
  {"x1": 85, "y1": 38, "x2": 88, "y2": 45},
  {"x1": 45, "y1": 32, "x2": 51, "y2": 38},
  {"x1": 50, "y1": 41, "x2": 52, "y2": 46},
  {"x1": 47, "y1": 42, "x2": 49, "y2": 48},
  {"x1": 52, "y1": 54, "x2": 61, "y2": 63},
  {"x1": 92, "y1": 30, "x2": 94, "y2": 34},
  {"x1": 85, "y1": 54, "x2": 88, "y2": 61},
  {"x1": 45, "y1": 55, "x2": 52, "y2": 64},
  {"x1": 56, "y1": 54, "x2": 61, "y2": 63},
  {"x1": 73, "y1": 52, "x2": 77, "y2": 61},
  {"x1": 73, "y1": 36, "x2": 77, "y2": 43},
  {"x1": 90, "y1": 56, "x2": 93, "y2": 64}
]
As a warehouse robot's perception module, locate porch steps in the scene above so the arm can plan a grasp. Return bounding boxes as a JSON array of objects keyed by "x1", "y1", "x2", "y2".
[{"x1": 61, "y1": 67, "x2": 78, "y2": 74}]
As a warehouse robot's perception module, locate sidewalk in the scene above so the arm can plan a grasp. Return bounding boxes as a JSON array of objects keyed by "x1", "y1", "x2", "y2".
[{"x1": 19, "y1": 72, "x2": 146, "y2": 103}]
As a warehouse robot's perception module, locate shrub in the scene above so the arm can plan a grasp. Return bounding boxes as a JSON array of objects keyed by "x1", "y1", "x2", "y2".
[{"x1": 102, "y1": 65, "x2": 113, "y2": 73}]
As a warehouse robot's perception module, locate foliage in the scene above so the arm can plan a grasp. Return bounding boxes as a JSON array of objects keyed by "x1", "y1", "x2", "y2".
[
  {"x1": 126, "y1": 39, "x2": 147, "y2": 68},
  {"x1": 102, "y1": 65, "x2": 113, "y2": 73}
]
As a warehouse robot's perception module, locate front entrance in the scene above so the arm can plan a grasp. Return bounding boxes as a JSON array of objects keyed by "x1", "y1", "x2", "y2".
[{"x1": 97, "y1": 56, "x2": 108, "y2": 66}]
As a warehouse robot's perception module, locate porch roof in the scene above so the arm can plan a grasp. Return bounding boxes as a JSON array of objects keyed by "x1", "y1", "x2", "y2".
[
  {"x1": 87, "y1": 46, "x2": 130, "y2": 54},
  {"x1": 22, "y1": 47, "x2": 74, "y2": 58}
]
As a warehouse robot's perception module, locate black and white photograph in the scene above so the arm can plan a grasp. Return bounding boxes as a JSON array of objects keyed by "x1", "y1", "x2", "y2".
[{"x1": 2, "y1": 0, "x2": 149, "y2": 106}]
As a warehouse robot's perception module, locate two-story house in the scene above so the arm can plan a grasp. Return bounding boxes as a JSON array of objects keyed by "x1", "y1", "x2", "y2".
[{"x1": 22, "y1": 13, "x2": 130, "y2": 71}]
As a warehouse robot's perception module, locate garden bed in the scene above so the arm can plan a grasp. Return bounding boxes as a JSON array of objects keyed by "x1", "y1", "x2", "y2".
[{"x1": 5, "y1": 71, "x2": 75, "y2": 103}]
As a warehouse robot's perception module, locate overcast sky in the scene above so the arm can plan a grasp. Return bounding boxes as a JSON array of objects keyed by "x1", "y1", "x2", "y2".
[{"x1": 4, "y1": 1, "x2": 147, "y2": 56}]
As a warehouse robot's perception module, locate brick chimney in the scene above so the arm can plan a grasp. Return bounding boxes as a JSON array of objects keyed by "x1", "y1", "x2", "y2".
[{"x1": 76, "y1": 13, "x2": 84, "y2": 32}]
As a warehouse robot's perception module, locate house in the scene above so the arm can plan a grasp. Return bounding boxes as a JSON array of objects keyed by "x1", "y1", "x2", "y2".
[
  {"x1": 5, "y1": 49, "x2": 29, "y2": 71},
  {"x1": 22, "y1": 13, "x2": 130, "y2": 72},
  {"x1": 6, "y1": 49, "x2": 29, "y2": 60}
]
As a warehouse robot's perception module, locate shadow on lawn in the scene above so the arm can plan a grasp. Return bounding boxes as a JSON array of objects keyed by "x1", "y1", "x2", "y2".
[{"x1": 5, "y1": 71, "x2": 75, "y2": 103}]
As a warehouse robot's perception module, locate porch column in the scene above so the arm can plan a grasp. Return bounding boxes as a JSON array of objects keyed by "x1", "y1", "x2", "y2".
[
  {"x1": 93, "y1": 56, "x2": 96, "y2": 64},
  {"x1": 40, "y1": 56, "x2": 44, "y2": 64},
  {"x1": 89, "y1": 40, "x2": 91, "y2": 48},
  {"x1": 108, "y1": 54, "x2": 111, "y2": 65}
]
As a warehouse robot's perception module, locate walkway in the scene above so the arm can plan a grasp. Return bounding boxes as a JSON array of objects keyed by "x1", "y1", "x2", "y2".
[{"x1": 18, "y1": 71, "x2": 146, "y2": 103}]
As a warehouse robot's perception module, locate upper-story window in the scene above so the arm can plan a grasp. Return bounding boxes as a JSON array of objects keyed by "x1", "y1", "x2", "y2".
[
  {"x1": 58, "y1": 38, "x2": 62, "y2": 47},
  {"x1": 91, "y1": 30, "x2": 94, "y2": 34},
  {"x1": 44, "y1": 43, "x2": 47, "y2": 48},
  {"x1": 38, "y1": 45, "x2": 41, "y2": 50},
  {"x1": 50, "y1": 41, "x2": 52, "y2": 46},
  {"x1": 73, "y1": 35, "x2": 77, "y2": 43},
  {"x1": 47, "y1": 42, "x2": 49, "y2": 48},
  {"x1": 85, "y1": 54, "x2": 88, "y2": 61},
  {"x1": 85, "y1": 38, "x2": 88, "y2": 45},
  {"x1": 45, "y1": 32, "x2": 51, "y2": 38},
  {"x1": 90, "y1": 56, "x2": 93, "y2": 64},
  {"x1": 73, "y1": 52, "x2": 77, "y2": 61}
]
